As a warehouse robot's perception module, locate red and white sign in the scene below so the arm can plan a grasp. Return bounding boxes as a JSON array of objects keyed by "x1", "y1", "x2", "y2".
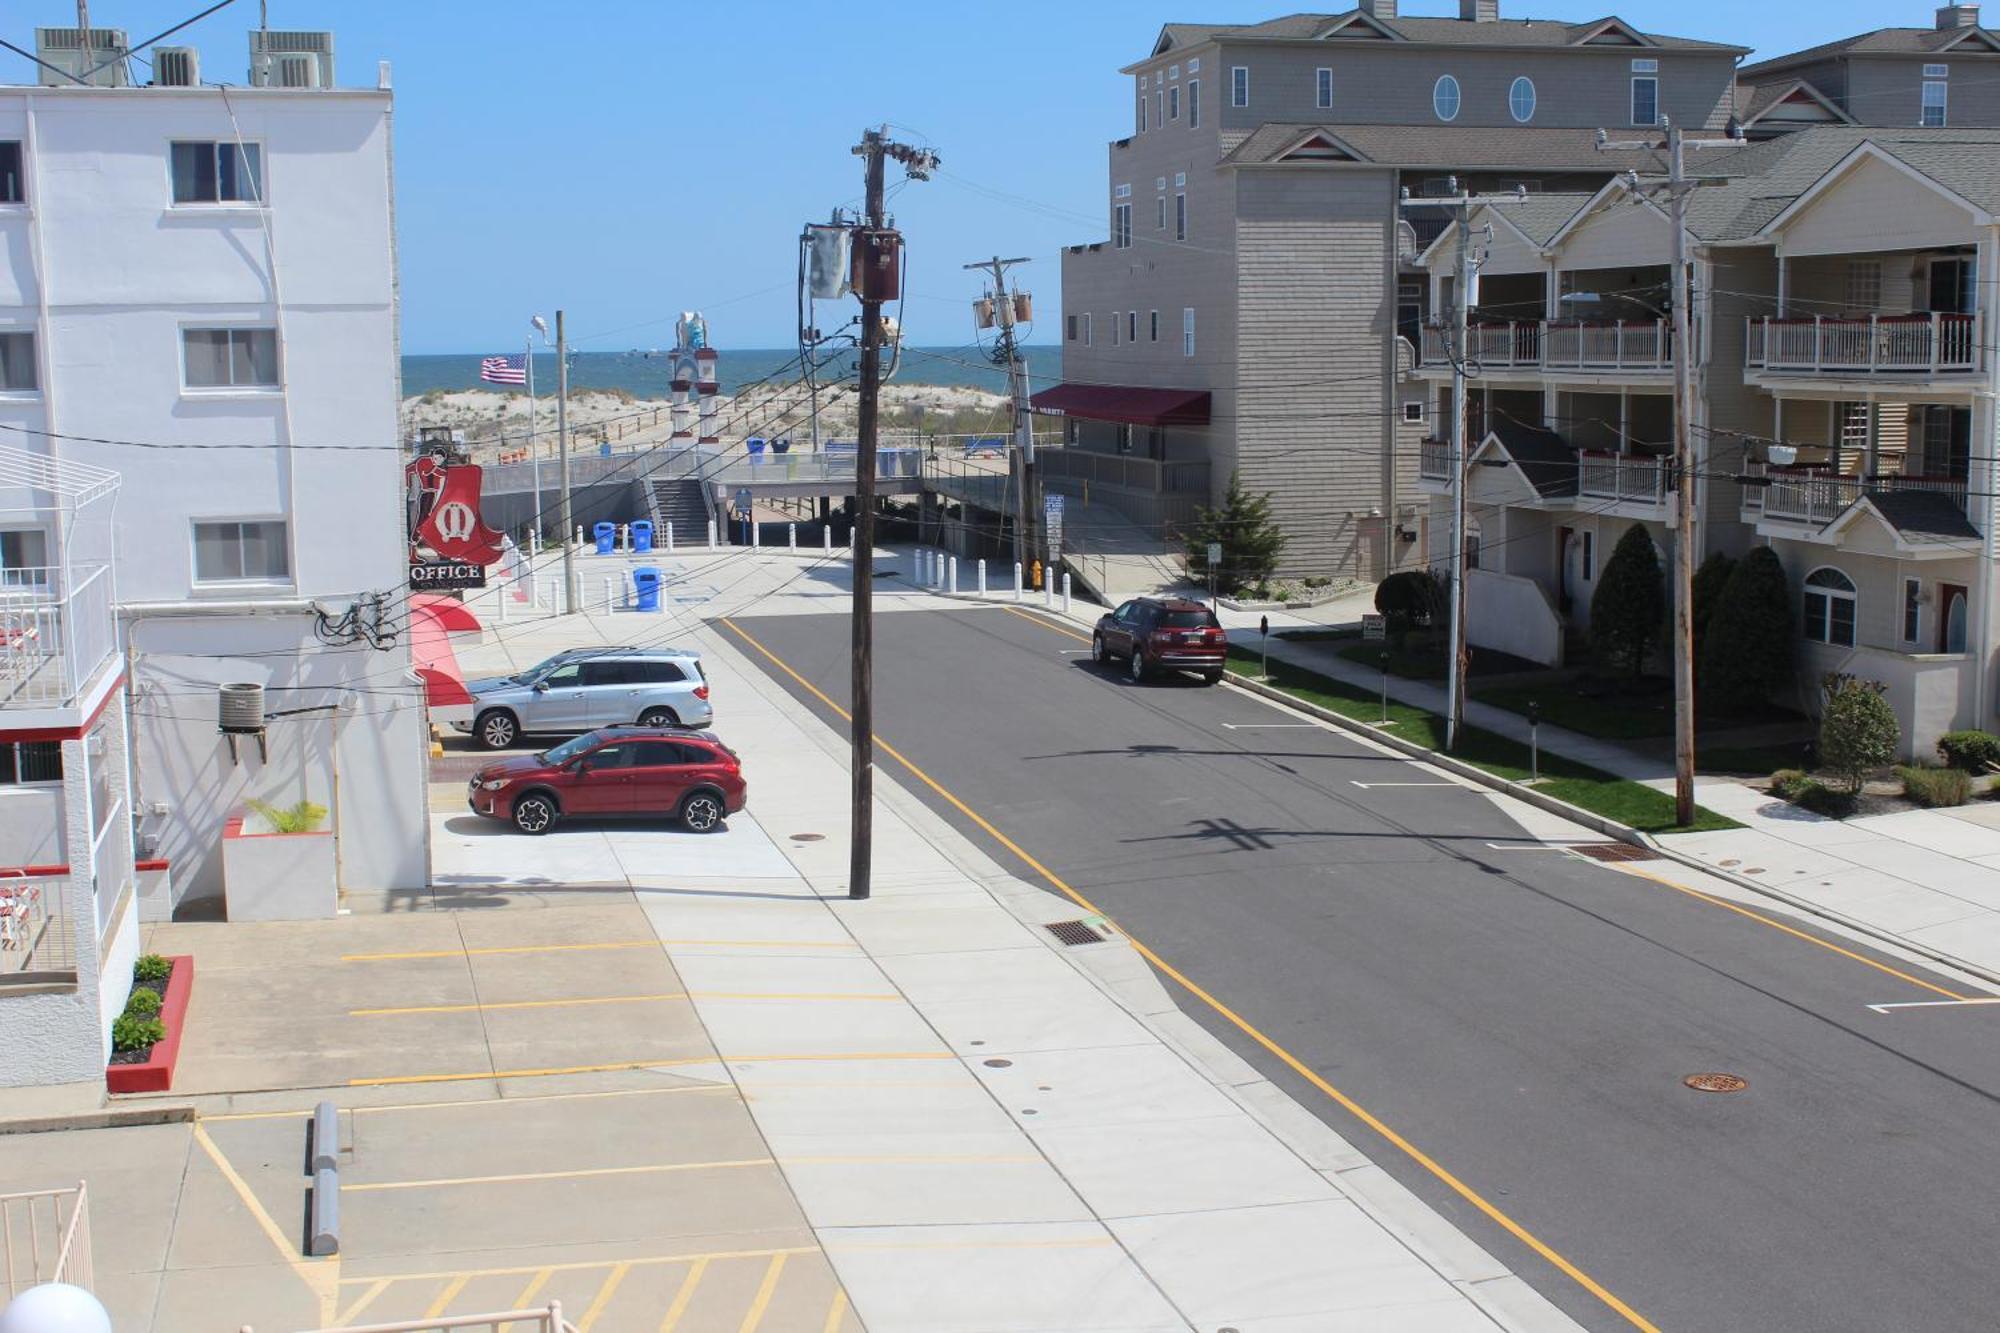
[{"x1": 407, "y1": 454, "x2": 503, "y2": 566}]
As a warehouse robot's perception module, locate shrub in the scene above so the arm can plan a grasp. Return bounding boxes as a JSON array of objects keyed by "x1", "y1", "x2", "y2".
[
  {"x1": 1304, "y1": 575, "x2": 1331, "y2": 589},
  {"x1": 1589, "y1": 524, "x2": 1666, "y2": 678},
  {"x1": 1792, "y1": 779, "x2": 1858, "y2": 819},
  {"x1": 1185, "y1": 473, "x2": 1286, "y2": 595},
  {"x1": 1700, "y1": 547, "x2": 1793, "y2": 714},
  {"x1": 1690, "y1": 551, "x2": 1735, "y2": 666},
  {"x1": 1375, "y1": 569, "x2": 1446, "y2": 639},
  {"x1": 123, "y1": 988, "x2": 163, "y2": 1019},
  {"x1": 112, "y1": 1014, "x2": 166, "y2": 1054},
  {"x1": 1818, "y1": 674, "x2": 1900, "y2": 793},
  {"x1": 246, "y1": 798, "x2": 329, "y2": 834},
  {"x1": 1936, "y1": 730, "x2": 2000, "y2": 773},
  {"x1": 1897, "y1": 764, "x2": 1972, "y2": 808},
  {"x1": 1769, "y1": 768, "x2": 1811, "y2": 800},
  {"x1": 133, "y1": 954, "x2": 173, "y2": 986}
]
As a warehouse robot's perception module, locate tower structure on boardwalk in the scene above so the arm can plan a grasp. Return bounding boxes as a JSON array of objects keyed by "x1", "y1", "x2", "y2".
[{"x1": 668, "y1": 312, "x2": 721, "y2": 445}]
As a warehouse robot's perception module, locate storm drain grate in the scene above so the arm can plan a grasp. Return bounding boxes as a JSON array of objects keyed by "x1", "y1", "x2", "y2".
[
  {"x1": 1043, "y1": 919, "x2": 1108, "y2": 947},
  {"x1": 1569, "y1": 843, "x2": 1660, "y2": 864}
]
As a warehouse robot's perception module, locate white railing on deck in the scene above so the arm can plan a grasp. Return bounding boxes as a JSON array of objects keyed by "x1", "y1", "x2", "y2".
[
  {"x1": 1, "y1": 1182, "x2": 92, "y2": 1301},
  {"x1": 1577, "y1": 451, "x2": 1671, "y2": 504},
  {"x1": 243, "y1": 1303, "x2": 578, "y2": 1333},
  {"x1": 1759, "y1": 469, "x2": 1969, "y2": 526},
  {"x1": 0, "y1": 564, "x2": 116, "y2": 709},
  {"x1": 1745, "y1": 313, "x2": 1979, "y2": 375},
  {"x1": 1, "y1": 871, "x2": 77, "y2": 981},
  {"x1": 1419, "y1": 320, "x2": 1677, "y2": 372}
]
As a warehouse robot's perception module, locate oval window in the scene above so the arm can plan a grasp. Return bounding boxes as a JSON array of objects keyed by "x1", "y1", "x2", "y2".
[
  {"x1": 1434, "y1": 75, "x2": 1462, "y2": 122},
  {"x1": 1510, "y1": 76, "x2": 1536, "y2": 123}
]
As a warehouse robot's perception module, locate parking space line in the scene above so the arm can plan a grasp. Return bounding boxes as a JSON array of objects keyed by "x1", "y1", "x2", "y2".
[
  {"x1": 338, "y1": 1247, "x2": 817, "y2": 1287},
  {"x1": 511, "y1": 1269, "x2": 553, "y2": 1308},
  {"x1": 689, "y1": 991, "x2": 902, "y2": 1002},
  {"x1": 204, "y1": 1085, "x2": 733, "y2": 1121},
  {"x1": 348, "y1": 1050, "x2": 953, "y2": 1088},
  {"x1": 423, "y1": 1274, "x2": 471, "y2": 1318},
  {"x1": 342, "y1": 1159, "x2": 774, "y2": 1193},
  {"x1": 658, "y1": 1257, "x2": 709, "y2": 1333},
  {"x1": 578, "y1": 1261, "x2": 631, "y2": 1331},
  {"x1": 822, "y1": 1289, "x2": 849, "y2": 1333},
  {"x1": 334, "y1": 1279, "x2": 390, "y2": 1326},
  {"x1": 349, "y1": 993, "x2": 690, "y2": 1017},
  {"x1": 341, "y1": 940, "x2": 658, "y2": 962},
  {"x1": 192, "y1": 1122, "x2": 339, "y2": 1316},
  {"x1": 740, "y1": 1254, "x2": 788, "y2": 1333}
]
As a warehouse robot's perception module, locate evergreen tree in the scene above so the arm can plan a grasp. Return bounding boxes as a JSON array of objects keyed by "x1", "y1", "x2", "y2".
[
  {"x1": 1699, "y1": 546, "x2": 1793, "y2": 714},
  {"x1": 1690, "y1": 551, "x2": 1735, "y2": 666},
  {"x1": 1819, "y1": 674, "x2": 1900, "y2": 792},
  {"x1": 1186, "y1": 473, "x2": 1287, "y2": 594},
  {"x1": 1588, "y1": 524, "x2": 1666, "y2": 678}
]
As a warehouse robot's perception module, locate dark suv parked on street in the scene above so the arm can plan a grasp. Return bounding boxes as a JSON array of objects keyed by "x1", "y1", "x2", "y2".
[
  {"x1": 1092, "y1": 597, "x2": 1227, "y2": 683},
  {"x1": 468, "y1": 725, "x2": 747, "y2": 835}
]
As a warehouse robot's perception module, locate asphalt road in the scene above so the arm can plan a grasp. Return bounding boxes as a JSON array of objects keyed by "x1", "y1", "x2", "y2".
[{"x1": 721, "y1": 604, "x2": 2000, "y2": 1333}]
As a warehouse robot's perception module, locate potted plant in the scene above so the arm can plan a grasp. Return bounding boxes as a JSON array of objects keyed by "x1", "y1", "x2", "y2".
[{"x1": 222, "y1": 796, "x2": 337, "y2": 921}]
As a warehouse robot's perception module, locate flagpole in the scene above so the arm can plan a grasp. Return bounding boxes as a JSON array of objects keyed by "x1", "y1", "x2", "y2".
[{"x1": 526, "y1": 335, "x2": 544, "y2": 551}]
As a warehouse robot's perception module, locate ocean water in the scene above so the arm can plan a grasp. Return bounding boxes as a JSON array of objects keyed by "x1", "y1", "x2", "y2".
[{"x1": 402, "y1": 345, "x2": 1064, "y2": 399}]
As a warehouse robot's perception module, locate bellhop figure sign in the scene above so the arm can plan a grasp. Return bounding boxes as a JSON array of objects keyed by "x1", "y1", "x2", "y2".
[{"x1": 408, "y1": 450, "x2": 504, "y2": 587}]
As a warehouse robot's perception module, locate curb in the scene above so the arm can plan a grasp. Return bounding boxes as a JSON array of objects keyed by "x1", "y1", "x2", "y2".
[{"x1": 0, "y1": 1103, "x2": 196, "y2": 1136}]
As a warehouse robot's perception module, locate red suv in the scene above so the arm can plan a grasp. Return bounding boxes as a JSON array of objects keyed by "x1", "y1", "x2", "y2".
[
  {"x1": 1092, "y1": 597, "x2": 1227, "y2": 684},
  {"x1": 468, "y1": 726, "x2": 747, "y2": 835}
]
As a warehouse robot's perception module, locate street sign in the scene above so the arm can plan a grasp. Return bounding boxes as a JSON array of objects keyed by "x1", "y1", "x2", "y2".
[
  {"x1": 1044, "y1": 493, "x2": 1064, "y2": 516},
  {"x1": 1362, "y1": 613, "x2": 1386, "y2": 641},
  {"x1": 734, "y1": 487, "x2": 753, "y2": 514},
  {"x1": 1206, "y1": 542, "x2": 1222, "y2": 566}
]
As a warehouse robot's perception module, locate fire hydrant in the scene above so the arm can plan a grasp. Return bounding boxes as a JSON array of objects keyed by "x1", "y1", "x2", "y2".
[{"x1": 1030, "y1": 559, "x2": 1044, "y2": 590}]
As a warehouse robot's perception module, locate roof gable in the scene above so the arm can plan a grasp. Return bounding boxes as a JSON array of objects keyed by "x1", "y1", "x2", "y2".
[
  {"x1": 1314, "y1": 11, "x2": 1403, "y2": 40},
  {"x1": 1759, "y1": 141, "x2": 1994, "y2": 242},
  {"x1": 1276, "y1": 129, "x2": 1363, "y2": 161},
  {"x1": 1936, "y1": 25, "x2": 2000, "y2": 51},
  {"x1": 1569, "y1": 17, "x2": 1653, "y2": 47},
  {"x1": 1741, "y1": 79, "x2": 1855, "y2": 129},
  {"x1": 1819, "y1": 491, "x2": 1980, "y2": 550}
]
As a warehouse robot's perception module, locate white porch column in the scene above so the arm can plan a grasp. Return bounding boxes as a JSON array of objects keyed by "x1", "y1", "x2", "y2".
[{"x1": 1776, "y1": 253, "x2": 1790, "y2": 318}]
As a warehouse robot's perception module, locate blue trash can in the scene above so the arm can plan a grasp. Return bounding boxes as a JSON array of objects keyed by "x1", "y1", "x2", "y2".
[
  {"x1": 633, "y1": 566, "x2": 662, "y2": 612},
  {"x1": 593, "y1": 522, "x2": 616, "y2": 555},
  {"x1": 631, "y1": 520, "x2": 654, "y2": 554},
  {"x1": 747, "y1": 436, "x2": 767, "y2": 457}
]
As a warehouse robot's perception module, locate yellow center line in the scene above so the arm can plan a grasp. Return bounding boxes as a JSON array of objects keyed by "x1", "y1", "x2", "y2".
[
  {"x1": 1001, "y1": 604, "x2": 1092, "y2": 644},
  {"x1": 822, "y1": 1289, "x2": 850, "y2": 1333},
  {"x1": 658, "y1": 1257, "x2": 709, "y2": 1333},
  {"x1": 348, "y1": 1051, "x2": 952, "y2": 1088},
  {"x1": 342, "y1": 1159, "x2": 776, "y2": 1193},
  {"x1": 423, "y1": 1274, "x2": 471, "y2": 1319},
  {"x1": 740, "y1": 1254, "x2": 788, "y2": 1333},
  {"x1": 350, "y1": 993, "x2": 691, "y2": 1017},
  {"x1": 1615, "y1": 863, "x2": 1970, "y2": 1000},
  {"x1": 719, "y1": 613, "x2": 1662, "y2": 1333},
  {"x1": 578, "y1": 1261, "x2": 631, "y2": 1331},
  {"x1": 341, "y1": 940, "x2": 658, "y2": 962}
]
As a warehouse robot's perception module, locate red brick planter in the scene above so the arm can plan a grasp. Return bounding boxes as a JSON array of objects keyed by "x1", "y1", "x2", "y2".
[{"x1": 107, "y1": 955, "x2": 194, "y2": 1095}]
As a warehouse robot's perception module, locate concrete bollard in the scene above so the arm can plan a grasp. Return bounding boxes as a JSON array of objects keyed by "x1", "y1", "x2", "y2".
[
  {"x1": 1014, "y1": 562, "x2": 1024, "y2": 601},
  {"x1": 603, "y1": 577, "x2": 614, "y2": 613},
  {"x1": 619, "y1": 523, "x2": 630, "y2": 553},
  {"x1": 1044, "y1": 573, "x2": 1056, "y2": 608},
  {"x1": 751, "y1": 520, "x2": 760, "y2": 549},
  {"x1": 311, "y1": 1101, "x2": 339, "y2": 1173},
  {"x1": 665, "y1": 521, "x2": 675, "y2": 553},
  {"x1": 978, "y1": 559, "x2": 988, "y2": 597},
  {"x1": 948, "y1": 557, "x2": 959, "y2": 595},
  {"x1": 310, "y1": 1166, "x2": 339, "y2": 1257},
  {"x1": 789, "y1": 524, "x2": 797, "y2": 552},
  {"x1": 919, "y1": 549, "x2": 932, "y2": 585},
  {"x1": 936, "y1": 551, "x2": 948, "y2": 591},
  {"x1": 497, "y1": 584, "x2": 510, "y2": 622},
  {"x1": 574, "y1": 525, "x2": 583, "y2": 548},
  {"x1": 708, "y1": 519, "x2": 718, "y2": 550},
  {"x1": 823, "y1": 526, "x2": 833, "y2": 554},
  {"x1": 1063, "y1": 572, "x2": 1072, "y2": 614}
]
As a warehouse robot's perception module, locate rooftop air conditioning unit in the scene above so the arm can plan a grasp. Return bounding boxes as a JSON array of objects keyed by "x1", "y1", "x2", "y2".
[
  {"x1": 153, "y1": 46, "x2": 200, "y2": 88},
  {"x1": 34, "y1": 27, "x2": 132, "y2": 87},
  {"x1": 249, "y1": 30, "x2": 335, "y2": 88}
]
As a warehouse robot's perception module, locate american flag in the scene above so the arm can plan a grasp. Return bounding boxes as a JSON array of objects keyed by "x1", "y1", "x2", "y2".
[{"x1": 479, "y1": 353, "x2": 528, "y2": 385}]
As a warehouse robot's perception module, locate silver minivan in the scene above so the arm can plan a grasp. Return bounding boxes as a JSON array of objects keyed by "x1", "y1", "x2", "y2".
[{"x1": 449, "y1": 648, "x2": 712, "y2": 749}]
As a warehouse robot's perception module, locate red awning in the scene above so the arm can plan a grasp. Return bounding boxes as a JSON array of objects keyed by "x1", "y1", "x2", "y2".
[
  {"x1": 409, "y1": 596, "x2": 479, "y2": 709},
  {"x1": 1029, "y1": 383, "x2": 1211, "y2": 427}
]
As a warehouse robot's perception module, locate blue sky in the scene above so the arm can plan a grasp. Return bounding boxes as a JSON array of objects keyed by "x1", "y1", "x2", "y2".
[{"x1": 8, "y1": 0, "x2": 1932, "y2": 351}]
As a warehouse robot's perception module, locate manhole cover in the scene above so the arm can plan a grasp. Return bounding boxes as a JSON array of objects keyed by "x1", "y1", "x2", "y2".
[
  {"x1": 1044, "y1": 919, "x2": 1107, "y2": 947},
  {"x1": 1683, "y1": 1072, "x2": 1748, "y2": 1094},
  {"x1": 1570, "y1": 843, "x2": 1660, "y2": 863},
  {"x1": 789, "y1": 833, "x2": 825, "y2": 843},
  {"x1": 982, "y1": 1058, "x2": 1012, "y2": 1068}
]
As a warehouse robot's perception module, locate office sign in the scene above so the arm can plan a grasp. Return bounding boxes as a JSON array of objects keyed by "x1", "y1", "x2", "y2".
[{"x1": 409, "y1": 559, "x2": 487, "y2": 591}]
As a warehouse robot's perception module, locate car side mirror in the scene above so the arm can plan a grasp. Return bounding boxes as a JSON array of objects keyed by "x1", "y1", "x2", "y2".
[{"x1": 532, "y1": 681, "x2": 550, "y2": 693}]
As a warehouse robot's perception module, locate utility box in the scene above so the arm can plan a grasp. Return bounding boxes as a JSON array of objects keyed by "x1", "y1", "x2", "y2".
[{"x1": 850, "y1": 229, "x2": 903, "y2": 302}]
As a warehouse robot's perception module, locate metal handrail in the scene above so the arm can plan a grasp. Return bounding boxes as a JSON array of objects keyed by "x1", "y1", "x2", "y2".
[
  {"x1": 243, "y1": 1302, "x2": 576, "y2": 1333},
  {"x1": 0, "y1": 1182, "x2": 91, "y2": 1299}
]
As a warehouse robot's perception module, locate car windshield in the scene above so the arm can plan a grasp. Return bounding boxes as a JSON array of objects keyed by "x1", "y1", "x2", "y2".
[
  {"x1": 537, "y1": 734, "x2": 600, "y2": 765},
  {"x1": 1160, "y1": 610, "x2": 1217, "y2": 629}
]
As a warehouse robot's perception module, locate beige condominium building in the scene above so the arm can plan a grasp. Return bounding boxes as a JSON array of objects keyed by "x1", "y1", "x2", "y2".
[
  {"x1": 1412, "y1": 120, "x2": 2000, "y2": 756},
  {"x1": 1046, "y1": 1, "x2": 1744, "y2": 579}
]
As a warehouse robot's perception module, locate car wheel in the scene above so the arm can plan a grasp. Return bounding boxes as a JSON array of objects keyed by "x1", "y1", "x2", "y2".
[
  {"x1": 1091, "y1": 633, "x2": 1109, "y2": 666},
  {"x1": 638, "y1": 706, "x2": 680, "y2": 728},
  {"x1": 475, "y1": 710, "x2": 518, "y2": 750},
  {"x1": 1128, "y1": 648, "x2": 1148, "y2": 683},
  {"x1": 679, "y1": 790, "x2": 725, "y2": 833},
  {"x1": 512, "y1": 792, "x2": 557, "y2": 835},
  {"x1": 1202, "y1": 670, "x2": 1224, "y2": 685}
]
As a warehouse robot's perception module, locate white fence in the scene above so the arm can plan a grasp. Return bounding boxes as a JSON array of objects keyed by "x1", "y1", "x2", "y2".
[
  {"x1": 1420, "y1": 320, "x2": 1678, "y2": 372},
  {"x1": 1, "y1": 1182, "x2": 92, "y2": 1301},
  {"x1": 1577, "y1": 452, "x2": 1671, "y2": 505},
  {"x1": 1746, "y1": 313, "x2": 1979, "y2": 375},
  {"x1": 0, "y1": 870, "x2": 77, "y2": 982},
  {"x1": 1760, "y1": 469, "x2": 1968, "y2": 526}
]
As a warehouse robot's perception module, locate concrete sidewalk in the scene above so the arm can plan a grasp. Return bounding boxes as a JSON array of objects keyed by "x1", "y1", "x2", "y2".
[
  {"x1": 443, "y1": 552, "x2": 1583, "y2": 1332},
  {"x1": 1232, "y1": 624, "x2": 2000, "y2": 989}
]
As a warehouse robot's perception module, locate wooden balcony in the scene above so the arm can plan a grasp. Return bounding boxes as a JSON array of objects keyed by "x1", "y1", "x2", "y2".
[
  {"x1": 1418, "y1": 319, "x2": 1679, "y2": 375},
  {"x1": 1577, "y1": 451, "x2": 1672, "y2": 506},
  {"x1": 1745, "y1": 313, "x2": 1980, "y2": 378},
  {"x1": 1753, "y1": 466, "x2": 1969, "y2": 527}
]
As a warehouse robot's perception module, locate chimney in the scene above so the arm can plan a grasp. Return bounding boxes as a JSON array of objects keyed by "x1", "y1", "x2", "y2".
[
  {"x1": 1359, "y1": 0, "x2": 1398, "y2": 17},
  {"x1": 1460, "y1": 0, "x2": 1500, "y2": 20},
  {"x1": 1936, "y1": 4, "x2": 1980, "y2": 26}
]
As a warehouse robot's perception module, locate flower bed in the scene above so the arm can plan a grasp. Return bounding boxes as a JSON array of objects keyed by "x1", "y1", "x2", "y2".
[{"x1": 106, "y1": 953, "x2": 195, "y2": 1094}]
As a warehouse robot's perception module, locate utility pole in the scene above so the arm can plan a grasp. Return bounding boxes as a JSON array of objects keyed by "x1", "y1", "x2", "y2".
[
  {"x1": 1599, "y1": 118, "x2": 1740, "y2": 825},
  {"x1": 1400, "y1": 180, "x2": 1528, "y2": 750},
  {"x1": 847, "y1": 128, "x2": 938, "y2": 901},
  {"x1": 965, "y1": 256, "x2": 1035, "y2": 569},
  {"x1": 555, "y1": 308, "x2": 577, "y2": 614}
]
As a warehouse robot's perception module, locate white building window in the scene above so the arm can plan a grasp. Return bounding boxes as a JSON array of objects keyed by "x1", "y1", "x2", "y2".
[
  {"x1": 1157, "y1": 195, "x2": 1166, "y2": 229},
  {"x1": 0, "y1": 741, "x2": 63, "y2": 785},
  {"x1": 1127, "y1": 311, "x2": 1138, "y2": 342},
  {"x1": 0, "y1": 528, "x2": 48, "y2": 586},
  {"x1": 1631, "y1": 75, "x2": 1658, "y2": 126},
  {"x1": 1182, "y1": 307, "x2": 1196, "y2": 357},
  {"x1": 1923, "y1": 79, "x2": 1948, "y2": 126},
  {"x1": 0, "y1": 141, "x2": 22, "y2": 204},
  {"x1": 1231, "y1": 66, "x2": 1249, "y2": 107},
  {"x1": 193, "y1": 519, "x2": 290, "y2": 584},
  {"x1": 1903, "y1": 577, "x2": 1923, "y2": 644},
  {"x1": 1175, "y1": 193, "x2": 1187, "y2": 240},
  {"x1": 1188, "y1": 79, "x2": 1200, "y2": 128},
  {"x1": 183, "y1": 327, "x2": 280, "y2": 389},
  {"x1": 1168, "y1": 64, "x2": 1179, "y2": 80},
  {"x1": 1402, "y1": 400, "x2": 1425, "y2": 423},
  {"x1": 171, "y1": 141, "x2": 263, "y2": 204},
  {"x1": 1433, "y1": 75, "x2": 1461, "y2": 121},
  {"x1": 1169, "y1": 85, "x2": 1180, "y2": 120},
  {"x1": 1188, "y1": 58, "x2": 1200, "y2": 73},
  {"x1": 0, "y1": 332, "x2": 36, "y2": 392},
  {"x1": 1317, "y1": 68, "x2": 1333, "y2": 109},
  {"x1": 1510, "y1": 77, "x2": 1537, "y2": 123},
  {"x1": 1083, "y1": 313, "x2": 1092, "y2": 346},
  {"x1": 1803, "y1": 567, "x2": 1856, "y2": 647}
]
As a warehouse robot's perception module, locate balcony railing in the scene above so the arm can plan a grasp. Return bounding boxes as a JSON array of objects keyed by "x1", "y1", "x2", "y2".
[
  {"x1": 0, "y1": 565, "x2": 116, "y2": 709},
  {"x1": 1419, "y1": 439, "x2": 1453, "y2": 481},
  {"x1": 1419, "y1": 320, "x2": 1678, "y2": 372},
  {"x1": 1036, "y1": 447, "x2": 1211, "y2": 497},
  {"x1": 0, "y1": 1182, "x2": 92, "y2": 1300},
  {"x1": 1745, "y1": 313, "x2": 1980, "y2": 375},
  {"x1": 1578, "y1": 451, "x2": 1672, "y2": 504},
  {"x1": 1759, "y1": 468, "x2": 1969, "y2": 527},
  {"x1": 0, "y1": 870, "x2": 77, "y2": 983}
]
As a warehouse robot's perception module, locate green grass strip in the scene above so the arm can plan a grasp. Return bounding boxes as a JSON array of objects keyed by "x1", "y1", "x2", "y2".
[{"x1": 1226, "y1": 648, "x2": 1740, "y2": 835}]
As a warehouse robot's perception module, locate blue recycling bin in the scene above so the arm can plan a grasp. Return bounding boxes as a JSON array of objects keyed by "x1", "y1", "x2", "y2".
[
  {"x1": 631, "y1": 520, "x2": 654, "y2": 553},
  {"x1": 593, "y1": 522, "x2": 616, "y2": 555},
  {"x1": 633, "y1": 566, "x2": 662, "y2": 612},
  {"x1": 600, "y1": 440, "x2": 613, "y2": 457},
  {"x1": 747, "y1": 436, "x2": 767, "y2": 457}
]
